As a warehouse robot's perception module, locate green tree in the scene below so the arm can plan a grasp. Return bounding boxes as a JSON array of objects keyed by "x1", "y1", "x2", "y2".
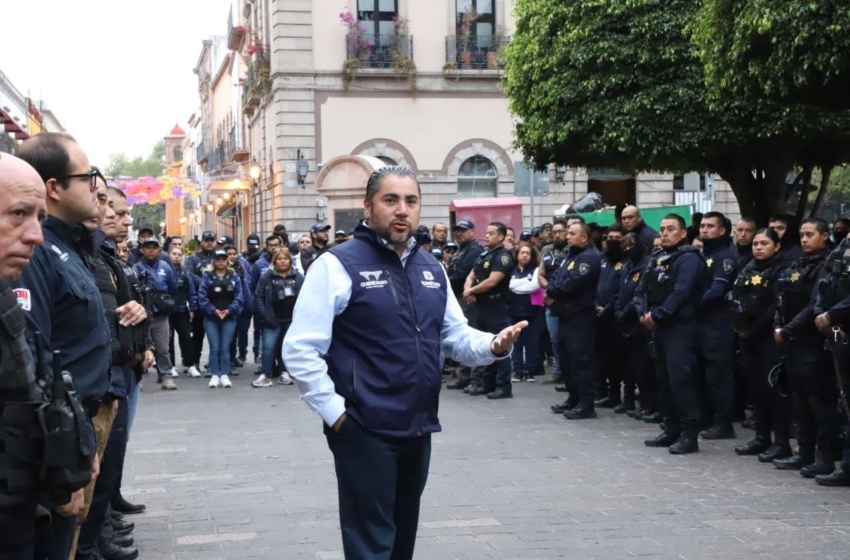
[
  {"x1": 503, "y1": 0, "x2": 850, "y2": 224},
  {"x1": 104, "y1": 140, "x2": 167, "y2": 231}
]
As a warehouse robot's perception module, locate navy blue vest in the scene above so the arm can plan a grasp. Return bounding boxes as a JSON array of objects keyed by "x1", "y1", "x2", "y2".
[{"x1": 326, "y1": 226, "x2": 448, "y2": 438}]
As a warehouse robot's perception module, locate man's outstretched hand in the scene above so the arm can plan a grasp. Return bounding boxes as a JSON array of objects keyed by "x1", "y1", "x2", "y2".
[{"x1": 491, "y1": 321, "x2": 528, "y2": 356}]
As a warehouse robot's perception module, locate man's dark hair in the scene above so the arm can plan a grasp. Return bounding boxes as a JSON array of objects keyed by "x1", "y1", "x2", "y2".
[
  {"x1": 431, "y1": 222, "x2": 447, "y2": 232},
  {"x1": 16, "y1": 132, "x2": 77, "y2": 188},
  {"x1": 803, "y1": 217, "x2": 830, "y2": 235},
  {"x1": 566, "y1": 215, "x2": 586, "y2": 224},
  {"x1": 506, "y1": 226, "x2": 515, "y2": 236},
  {"x1": 553, "y1": 219, "x2": 568, "y2": 229},
  {"x1": 834, "y1": 217, "x2": 850, "y2": 229},
  {"x1": 662, "y1": 213, "x2": 687, "y2": 230},
  {"x1": 738, "y1": 216, "x2": 757, "y2": 226},
  {"x1": 608, "y1": 223, "x2": 624, "y2": 235},
  {"x1": 365, "y1": 166, "x2": 420, "y2": 203},
  {"x1": 570, "y1": 222, "x2": 592, "y2": 237},
  {"x1": 489, "y1": 221, "x2": 507, "y2": 237},
  {"x1": 692, "y1": 212, "x2": 704, "y2": 225},
  {"x1": 755, "y1": 227, "x2": 782, "y2": 245},
  {"x1": 266, "y1": 235, "x2": 283, "y2": 245},
  {"x1": 702, "y1": 211, "x2": 727, "y2": 229},
  {"x1": 107, "y1": 186, "x2": 127, "y2": 199}
]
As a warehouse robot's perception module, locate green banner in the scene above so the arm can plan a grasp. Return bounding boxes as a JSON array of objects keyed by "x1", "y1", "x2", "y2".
[{"x1": 556, "y1": 204, "x2": 693, "y2": 231}]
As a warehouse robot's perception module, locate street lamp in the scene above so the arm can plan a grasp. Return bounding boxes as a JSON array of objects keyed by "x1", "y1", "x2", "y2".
[
  {"x1": 223, "y1": 192, "x2": 231, "y2": 201},
  {"x1": 216, "y1": 196, "x2": 223, "y2": 206},
  {"x1": 179, "y1": 216, "x2": 187, "y2": 224},
  {"x1": 206, "y1": 203, "x2": 214, "y2": 213},
  {"x1": 555, "y1": 167, "x2": 566, "y2": 183},
  {"x1": 249, "y1": 160, "x2": 261, "y2": 187},
  {"x1": 296, "y1": 149, "x2": 309, "y2": 186}
]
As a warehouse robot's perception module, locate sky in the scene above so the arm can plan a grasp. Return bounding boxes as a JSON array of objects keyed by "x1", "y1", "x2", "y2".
[{"x1": 2, "y1": 0, "x2": 234, "y2": 166}]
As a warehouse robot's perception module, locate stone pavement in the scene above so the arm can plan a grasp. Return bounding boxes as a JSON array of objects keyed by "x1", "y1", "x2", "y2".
[{"x1": 124, "y1": 369, "x2": 850, "y2": 560}]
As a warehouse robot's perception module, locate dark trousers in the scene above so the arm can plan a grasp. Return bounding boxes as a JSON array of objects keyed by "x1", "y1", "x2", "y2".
[
  {"x1": 698, "y1": 314, "x2": 736, "y2": 425},
  {"x1": 787, "y1": 336, "x2": 842, "y2": 452},
  {"x1": 510, "y1": 312, "x2": 545, "y2": 377},
  {"x1": 325, "y1": 419, "x2": 431, "y2": 560},
  {"x1": 1, "y1": 546, "x2": 33, "y2": 560},
  {"x1": 169, "y1": 311, "x2": 194, "y2": 367},
  {"x1": 229, "y1": 308, "x2": 252, "y2": 361},
  {"x1": 76, "y1": 398, "x2": 129, "y2": 560},
  {"x1": 557, "y1": 312, "x2": 597, "y2": 405},
  {"x1": 33, "y1": 513, "x2": 76, "y2": 560},
  {"x1": 190, "y1": 312, "x2": 206, "y2": 366},
  {"x1": 655, "y1": 320, "x2": 702, "y2": 437},
  {"x1": 473, "y1": 305, "x2": 512, "y2": 392},
  {"x1": 454, "y1": 297, "x2": 478, "y2": 384},
  {"x1": 253, "y1": 313, "x2": 263, "y2": 358},
  {"x1": 595, "y1": 316, "x2": 626, "y2": 402},
  {"x1": 623, "y1": 332, "x2": 654, "y2": 410},
  {"x1": 740, "y1": 330, "x2": 790, "y2": 441}
]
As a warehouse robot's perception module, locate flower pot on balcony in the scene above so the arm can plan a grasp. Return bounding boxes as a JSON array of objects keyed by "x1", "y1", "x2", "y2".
[{"x1": 460, "y1": 50, "x2": 473, "y2": 69}]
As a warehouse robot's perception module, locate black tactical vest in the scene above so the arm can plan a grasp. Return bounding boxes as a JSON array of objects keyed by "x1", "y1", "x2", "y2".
[
  {"x1": 207, "y1": 271, "x2": 235, "y2": 311},
  {"x1": 103, "y1": 252, "x2": 147, "y2": 365},
  {"x1": 472, "y1": 246, "x2": 511, "y2": 303},
  {"x1": 90, "y1": 254, "x2": 121, "y2": 355},
  {"x1": 174, "y1": 270, "x2": 191, "y2": 308},
  {"x1": 818, "y1": 244, "x2": 850, "y2": 311},
  {"x1": 730, "y1": 263, "x2": 783, "y2": 332},
  {"x1": 270, "y1": 275, "x2": 297, "y2": 320},
  {"x1": 645, "y1": 247, "x2": 699, "y2": 307},
  {"x1": 777, "y1": 251, "x2": 827, "y2": 323},
  {"x1": 541, "y1": 246, "x2": 567, "y2": 282}
]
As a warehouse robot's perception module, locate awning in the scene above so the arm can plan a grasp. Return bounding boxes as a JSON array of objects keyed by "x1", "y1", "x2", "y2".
[{"x1": 217, "y1": 203, "x2": 236, "y2": 219}]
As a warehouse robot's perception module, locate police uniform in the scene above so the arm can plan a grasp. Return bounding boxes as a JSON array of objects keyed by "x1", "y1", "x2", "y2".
[
  {"x1": 697, "y1": 237, "x2": 738, "y2": 437},
  {"x1": 594, "y1": 248, "x2": 627, "y2": 407},
  {"x1": 773, "y1": 248, "x2": 842, "y2": 474},
  {"x1": 615, "y1": 246, "x2": 657, "y2": 417},
  {"x1": 540, "y1": 244, "x2": 568, "y2": 377},
  {"x1": 636, "y1": 241, "x2": 710, "y2": 452},
  {"x1": 730, "y1": 255, "x2": 791, "y2": 460},
  {"x1": 467, "y1": 244, "x2": 514, "y2": 396},
  {"x1": 184, "y1": 248, "x2": 216, "y2": 368},
  {"x1": 198, "y1": 268, "x2": 245, "y2": 378},
  {"x1": 547, "y1": 243, "x2": 602, "y2": 416},
  {"x1": 445, "y1": 236, "x2": 483, "y2": 390}
]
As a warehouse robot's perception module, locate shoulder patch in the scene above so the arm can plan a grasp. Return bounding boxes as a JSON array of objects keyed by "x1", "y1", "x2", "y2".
[
  {"x1": 501, "y1": 255, "x2": 510, "y2": 266},
  {"x1": 723, "y1": 259, "x2": 734, "y2": 273},
  {"x1": 579, "y1": 263, "x2": 590, "y2": 275}
]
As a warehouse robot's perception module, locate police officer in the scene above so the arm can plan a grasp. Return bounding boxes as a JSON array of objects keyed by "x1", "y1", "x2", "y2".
[
  {"x1": 300, "y1": 223, "x2": 331, "y2": 273},
  {"x1": 446, "y1": 220, "x2": 483, "y2": 391},
  {"x1": 0, "y1": 152, "x2": 92, "y2": 559},
  {"x1": 538, "y1": 220, "x2": 569, "y2": 385},
  {"x1": 696, "y1": 211, "x2": 738, "y2": 440},
  {"x1": 594, "y1": 224, "x2": 628, "y2": 409},
  {"x1": 547, "y1": 222, "x2": 602, "y2": 419},
  {"x1": 463, "y1": 222, "x2": 515, "y2": 399},
  {"x1": 734, "y1": 218, "x2": 757, "y2": 270},
  {"x1": 774, "y1": 219, "x2": 842, "y2": 477},
  {"x1": 185, "y1": 231, "x2": 218, "y2": 370},
  {"x1": 614, "y1": 232, "x2": 657, "y2": 420},
  {"x1": 730, "y1": 228, "x2": 791, "y2": 462},
  {"x1": 15, "y1": 133, "x2": 115, "y2": 559},
  {"x1": 637, "y1": 214, "x2": 711, "y2": 454}
]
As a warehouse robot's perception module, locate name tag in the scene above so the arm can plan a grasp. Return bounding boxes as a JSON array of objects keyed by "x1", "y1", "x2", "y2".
[{"x1": 284, "y1": 286, "x2": 294, "y2": 297}]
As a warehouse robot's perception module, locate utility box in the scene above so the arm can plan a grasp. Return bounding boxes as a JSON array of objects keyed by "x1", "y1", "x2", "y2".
[{"x1": 449, "y1": 197, "x2": 523, "y2": 245}]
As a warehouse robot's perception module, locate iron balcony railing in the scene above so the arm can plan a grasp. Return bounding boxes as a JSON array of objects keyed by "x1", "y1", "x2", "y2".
[
  {"x1": 346, "y1": 33, "x2": 413, "y2": 69},
  {"x1": 445, "y1": 35, "x2": 510, "y2": 70}
]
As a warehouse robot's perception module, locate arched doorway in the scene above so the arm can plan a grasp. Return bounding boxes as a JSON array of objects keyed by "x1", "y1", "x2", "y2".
[{"x1": 314, "y1": 155, "x2": 388, "y2": 233}]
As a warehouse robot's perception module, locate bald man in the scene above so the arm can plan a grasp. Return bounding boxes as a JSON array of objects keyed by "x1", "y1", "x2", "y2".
[
  {"x1": 0, "y1": 153, "x2": 87, "y2": 558},
  {"x1": 620, "y1": 206, "x2": 657, "y2": 253}
]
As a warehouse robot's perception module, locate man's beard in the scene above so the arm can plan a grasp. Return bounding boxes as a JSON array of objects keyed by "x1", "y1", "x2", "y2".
[
  {"x1": 553, "y1": 239, "x2": 567, "y2": 249},
  {"x1": 372, "y1": 221, "x2": 412, "y2": 246}
]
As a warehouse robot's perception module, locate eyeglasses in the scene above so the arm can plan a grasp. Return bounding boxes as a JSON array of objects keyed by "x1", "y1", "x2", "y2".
[{"x1": 56, "y1": 167, "x2": 104, "y2": 191}]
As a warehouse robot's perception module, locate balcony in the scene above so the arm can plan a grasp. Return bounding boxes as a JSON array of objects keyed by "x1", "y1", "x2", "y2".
[
  {"x1": 346, "y1": 34, "x2": 413, "y2": 69},
  {"x1": 445, "y1": 35, "x2": 510, "y2": 70}
]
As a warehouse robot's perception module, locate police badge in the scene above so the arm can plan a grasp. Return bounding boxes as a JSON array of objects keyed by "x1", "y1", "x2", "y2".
[
  {"x1": 579, "y1": 263, "x2": 589, "y2": 275},
  {"x1": 723, "y1": 259, "x2": 734, "y2": 274},
  {"x1": 501, "y1": 255, "x2": 510, "y2": 266}
]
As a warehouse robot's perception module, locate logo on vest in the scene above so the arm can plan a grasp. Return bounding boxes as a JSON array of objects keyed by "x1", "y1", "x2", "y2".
[
  {"x1": 421, "y1": 269, "x2": 441, "y2": 289},
  {"x1": 359, "y1": 270, "x2": 388, "y2": 289},
  {"x1": 14, "y1": 288, "x2": 31, "y2": 311}
]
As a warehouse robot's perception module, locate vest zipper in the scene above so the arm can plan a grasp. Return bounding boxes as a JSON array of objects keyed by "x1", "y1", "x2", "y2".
[{"x1": 402, "y1": 262, "x2": 426, "y2": 437}]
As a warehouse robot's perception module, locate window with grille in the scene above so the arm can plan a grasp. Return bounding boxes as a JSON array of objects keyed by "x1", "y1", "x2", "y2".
[{"x1": 457, "y1": 155, "x2": 497, "y2": 198}]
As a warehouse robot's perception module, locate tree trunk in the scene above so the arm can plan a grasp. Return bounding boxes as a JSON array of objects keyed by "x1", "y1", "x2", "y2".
[
  {"x1": 809, "y1": 165, "x2": 834, "y2": 219},
  {"x1": 794, "y1": 167, "x2": 814, "y2": 223}
]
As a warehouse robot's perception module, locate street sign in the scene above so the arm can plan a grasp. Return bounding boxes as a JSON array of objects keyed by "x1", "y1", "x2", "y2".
[{"x1": 514, "y1": 162, "x2": 550, "y2": 197}]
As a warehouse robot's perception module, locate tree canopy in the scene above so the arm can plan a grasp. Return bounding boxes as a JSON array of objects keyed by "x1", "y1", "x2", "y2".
[
  {"x1": 503, "y1": 0, "x2": 850, "y2": 224},
  {"x1": 104, "y1": 140, "x2": 167, "y2": 231}
]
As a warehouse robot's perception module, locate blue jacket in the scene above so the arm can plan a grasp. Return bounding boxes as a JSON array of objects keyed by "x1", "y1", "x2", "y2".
[
  {"x1": 635, "y1": 242, "x2": 711, "y2": 324},
  {"x1": 596, "y1": 251, "x2": 626, "y2": 319},
  {"x1": 250, "y1": 253, "x2": 271, "y2": 291},
  {"x1": 133, "y1": 258, "x2": 178, "y2": 313},
  {"x1": 198, "y1": 270, "x2": 245, "y2": 318},
  {"x1": 615, "y1": 251, "x2": 654, "y2": 337},
  {"x1": 700, "y1": 237, "x2": 737, "y2": 316},
  {"x1": 232, "y1": 256, "x2": 254, "y2": 311},
  {"x1": 253, "y1": 268, "x2": 304, "y2": 326},
  {"x1": 171, "y1": 264, "x2": 197, "y2": 314},
  {"x1": 185, "y1": 249, "x2": 216, "y2": 286},
  {"x1": 324, "y1": 225, "x2": 448, "y2": 438},
  {"x1": 546, "y1": 244, "x2": 602, "y2": 317},
  {"x1": 15, "y1": 216, "x2": 111, "y2": 405}
]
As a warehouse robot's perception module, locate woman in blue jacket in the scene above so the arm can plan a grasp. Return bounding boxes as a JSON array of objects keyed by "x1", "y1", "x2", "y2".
[
  {"x1": 252, "y1": 248, "x2": 304, "y2": 388},
  {"x1": 168, "y1": 247, "x2": 200, "y2": 377},
  {"x1": 198, "y1": 249, "x2": 245, "y2": 388}
]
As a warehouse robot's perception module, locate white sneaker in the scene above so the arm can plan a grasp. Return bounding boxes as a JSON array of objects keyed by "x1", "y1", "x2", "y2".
[
  {"x1": 188, "y1": 366, "x2": 201, "y2": 378},
  {"x1": 170, "y1": 367, "x2": 179, "y2": 378},
  {"x1": 220, "y1": 375, "x2": 232, "y2": 388},
  {"x1": 279, "y1": 372, "x2": 294, "y2": 385},
  {"x1": 252, "y1": 374, "x2": 273, "y2": 388},
  {"x1": 208, "y1": 375, "x2": 220, "y2": 388}
]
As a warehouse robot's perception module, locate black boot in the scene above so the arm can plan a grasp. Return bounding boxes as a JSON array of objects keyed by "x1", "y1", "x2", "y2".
[
  {"x1": 758, "y1": 441, "x2": 792, "y2": 463},
  {"x1": 554, "y1": 385, "x2": 569, "y2": 392},
  {"x1": 645, "y1": 432, "x2": 677, "y2": 448},
  {"x1": 467, "y1": 385, "x2": 490, "y2": 396},
  {"x1": 700, "y1": 423, "x2": 737, "y2": 440},
  {"x1": 669, "y1": 433, "x2": 699, "y2": 455},
  {"x1": 111, "y1": 516, "x2": 134, "y2": 534},
  {"x1": 563, "y1": 402, "x2": 597, "y2": 419},
  {"x1": 486, "y1": 389, "x2": 513, "y2": 400},
  {"x1": 772, "y1": 445, "x2": 815, "y2": 471},
  {"x1": 613, "y1": 399, "x2": 636, "y2": 414},
  {"x1": 815, "y1": 469, "x2": 850, "y2": 487},
  {"x1": 100, "y1": 541, "x2": 140, "y2": 560},
  {"x1": 594, "y1": 396, "x2": 616, "y2": 408},
  {"x1": 111, "y1": 534, "x2": 135, "y2": 547},
  {"x1": 551, "y1": 400, "x2": 577, "y2": 414},
  {"x1": 446, "y1": 378, "x2": 470, "y2": 390},
  {"x1": 735, "y1": 435, "x2": 771, "y2": 456},
  {"x1": 801, "y1": 447, "x2": 836, "y2": 478},
  {"x1": 642, "y1": 411, "x2": 663, "y2": 424},
  {"x1": 112, "y1": 494, "x2": 146, "y2": 515}
]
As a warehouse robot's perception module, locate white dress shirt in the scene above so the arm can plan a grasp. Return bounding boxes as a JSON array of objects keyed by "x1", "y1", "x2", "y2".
[{"x1": 283, "y1": 236, "x2": 505, "y2": 428}]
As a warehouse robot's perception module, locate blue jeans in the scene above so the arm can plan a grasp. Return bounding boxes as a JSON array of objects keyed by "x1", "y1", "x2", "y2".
[
  {"x1": 230, "y1": 308, "x2": 253, "y2": 360},
  {"x1": 510, "y1": 312, "x2": 545, "y2": 377},
  {"x1": 261, "y1": 320, "x2": 292, "y2": 376},
  {"x1": 126, "y1": 377, "x2": 140, "y2": 436},
  {"x1": 204, "y1": 316, "x2": 237, "y2": 376},
  {"x1": 545, "y1": 308, "x2": 561, "y2": 374}
]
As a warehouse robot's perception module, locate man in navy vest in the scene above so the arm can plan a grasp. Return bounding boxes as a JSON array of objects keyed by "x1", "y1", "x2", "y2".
[{"x1": 284, "y1": 166, "x2": 526, "y2": 560}]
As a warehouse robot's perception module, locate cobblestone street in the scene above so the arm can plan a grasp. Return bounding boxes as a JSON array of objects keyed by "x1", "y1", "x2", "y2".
[{"x1": 125, "y1": 368, "x2": 850, "y2": 560}]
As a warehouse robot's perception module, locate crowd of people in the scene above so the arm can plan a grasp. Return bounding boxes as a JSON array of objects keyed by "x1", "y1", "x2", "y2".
[{"x1": 4, "y1": 136, "x2": 850, "y2": 560}]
